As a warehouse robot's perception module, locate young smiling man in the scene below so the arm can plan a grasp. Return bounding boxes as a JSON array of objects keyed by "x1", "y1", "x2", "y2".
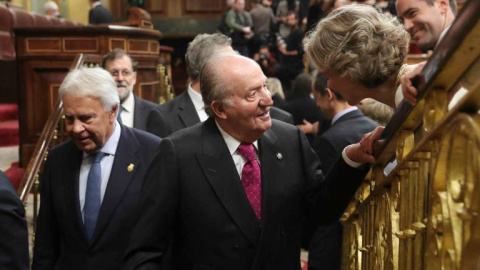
[
  {"x1": 396, "y1": 0, "x2": 456, "y2": 51},
  {"x1": 124, "y1": 53, "x2": 383, "y2": 270}
]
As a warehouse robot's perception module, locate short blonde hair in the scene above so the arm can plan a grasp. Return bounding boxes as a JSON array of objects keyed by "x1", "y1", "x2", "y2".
[
  {"x1": 305, "y1": 4, "x2": 410, "y2": 88},
  {"x1": 266, "y1": 77, "x2": 284, "y2": 99},
  {"x1": 358, "y1": 98, "x2": 394, "y2": 126}
]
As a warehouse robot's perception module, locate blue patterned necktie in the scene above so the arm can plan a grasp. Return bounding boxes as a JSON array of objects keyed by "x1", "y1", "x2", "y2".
[
  {"x1": 84, "y1": 151, "x2": 107, "y2": 241},
  {"x1": 117, "y1": 105, "x2": 124, "y2": 125}
]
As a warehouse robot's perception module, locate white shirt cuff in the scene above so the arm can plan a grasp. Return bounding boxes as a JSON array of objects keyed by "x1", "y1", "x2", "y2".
[{"x1": 342, "y1": 146, "x2": 363, "y2": 168}]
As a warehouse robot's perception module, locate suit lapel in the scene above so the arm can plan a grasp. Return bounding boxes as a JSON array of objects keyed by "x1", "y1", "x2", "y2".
[
  {"x1": 133, "y1": 95, "x2": 144, "y2": 129},
  {"x1": 178, "y1": 91, "x2": 201, "y2": 128},
  {"x1": 196, "y1": 119, "x2": 261, "y2": 247},
  {"x1": 90, "y1": 126, "x2": 140, "y2": 244}
]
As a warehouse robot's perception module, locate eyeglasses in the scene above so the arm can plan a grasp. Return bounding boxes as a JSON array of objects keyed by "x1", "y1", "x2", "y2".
[{"x1": 109, "y1": 69, "x2": 134, "y2": 77}]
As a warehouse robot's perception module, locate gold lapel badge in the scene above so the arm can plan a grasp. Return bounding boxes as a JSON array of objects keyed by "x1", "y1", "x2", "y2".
[
  {"x1": 127, "y1": 163, "x2": 134, "y2": 172},
  {"x1": 276, "y1": 152, "x2": 283, "y2": 160}
]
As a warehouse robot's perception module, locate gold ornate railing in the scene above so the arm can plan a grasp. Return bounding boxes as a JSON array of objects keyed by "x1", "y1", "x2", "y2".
[{"x1": 341, "y1": 0, "x2": 480, "y2": 269}]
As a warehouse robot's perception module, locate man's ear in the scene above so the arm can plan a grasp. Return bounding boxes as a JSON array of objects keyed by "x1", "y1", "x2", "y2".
[
  {"x1": 437, "y1": 0, "x2": 449, "y2": 14},
  {"x1": 110, "y1": 103, "x2": 119, "y2": 122},
  {"x1": 211, "y1": 101, "x2": 227, "y2": 120},
  {"x1": 325, "y1": 88, "x2": 334, "y2": 100}
]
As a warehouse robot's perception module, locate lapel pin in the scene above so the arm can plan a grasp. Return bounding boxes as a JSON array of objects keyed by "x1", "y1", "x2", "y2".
[
  {"x1": 276, "y1": 152, "x2": 283, "y2": 160},
  {"x1": 127, "y1": 163, "x2": 134, "y2": 172}
]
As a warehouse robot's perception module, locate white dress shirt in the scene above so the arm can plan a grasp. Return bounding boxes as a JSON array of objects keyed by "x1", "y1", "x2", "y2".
[
  {"x1": 119, "y1": 91, "x2": 135, "y2": 128},
  {"x1": 216, "y1": 121, "x2": 259, "y2": 178},
  {"x1": 331, "y1": 107, "x2": 358, "y2": 126},
  {"x1": 79, "y1": 121, "x2": 121, "y2": 221},
  {"x1": 188, "y1": 84, "x2": 209, "y2": 122}
]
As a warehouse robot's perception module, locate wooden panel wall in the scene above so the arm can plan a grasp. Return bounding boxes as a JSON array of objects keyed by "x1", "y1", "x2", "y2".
[{"x1": 14, "y1": 26, "x2": 162, "y2": 167}]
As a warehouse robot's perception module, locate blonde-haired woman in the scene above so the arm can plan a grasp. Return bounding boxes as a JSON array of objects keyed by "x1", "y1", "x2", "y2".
[{"x1": 305, "y1": 4, "x2": 414, "y2": 108}]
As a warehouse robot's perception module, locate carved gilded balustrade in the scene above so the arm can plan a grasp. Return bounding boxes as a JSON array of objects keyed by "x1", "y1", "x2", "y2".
[{"x1": 341, "y1": 0, "x2": 480, "y2": 269}]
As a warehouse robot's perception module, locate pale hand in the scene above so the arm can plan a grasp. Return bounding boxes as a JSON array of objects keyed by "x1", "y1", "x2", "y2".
[{"x1": 345, "y1": 126, "x2": 385, "y2": 164}]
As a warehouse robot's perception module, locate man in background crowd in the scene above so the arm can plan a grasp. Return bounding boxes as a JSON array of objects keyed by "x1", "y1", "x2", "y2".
[{"x1": 102, "y1": 49, "x2": 157, "y2": 131}]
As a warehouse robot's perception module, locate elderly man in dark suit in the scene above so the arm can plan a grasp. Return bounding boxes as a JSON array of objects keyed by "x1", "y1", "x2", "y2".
[
  {"x1": 307, "y1": 72, "x2": 379, "y2": 270},
  {"x1": 32, "y1": 67, "x2": 161, "y2": 270},
  {"x1": 124, "y1": 53, "x2": 381, "y2": 270},
  {"x1": 0, "y1": 171, "x2": 29, "y2": 270},
  {"x1": 147, "y1": 33, "x2": 293, "y2": 138},
  {"x1": 102, "y1": 49, "x2": 157, "y2": 131},
  {"x1": 88, "y1": 0, "x2": 113, "y2": 24}
]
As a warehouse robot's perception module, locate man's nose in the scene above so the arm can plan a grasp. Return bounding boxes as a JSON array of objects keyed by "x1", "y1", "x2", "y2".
[
  {"x1": 403, "y1": 19, "x2": 413, "y2": 32},
  {"x1": 260, "y1": 88, "x2": 274, "y2": 106},
  {"x1": 72, "y1": 119, "x2": 85, "y2": 133}
]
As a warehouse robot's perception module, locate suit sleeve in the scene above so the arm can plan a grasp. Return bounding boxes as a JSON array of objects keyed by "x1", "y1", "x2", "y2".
[
  {"x1": 300, "y1": 128, "x2": 368, "y2": 225},
  {"x1": 146, "y1": 109, "x2": 169, "y2": 138},
  {"x1": 0, "y1": 173, "x2": 29, "y2": 270},
  {"x1": 311, "y1": 135, "x2": 339, "y2": 175},
  {"x1": 32, "y1": 155, "x2": 60, "y2": 270},
  {"x1": 123, "y1": 138, "x2": 179, "y2": 269}
]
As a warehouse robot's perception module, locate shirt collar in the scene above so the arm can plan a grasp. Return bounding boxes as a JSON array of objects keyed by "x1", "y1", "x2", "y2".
[
  {"x1": 215, "y1": 120, "x2": 259, "y2": 155},
  {"x1": 331, "y1": 107, "x2": 358, "y2": 125},
  {"x1": 187, "y1": 83, "x2": 204, "y2": 112},
  {"x1": 92, "y1": 2, "x2": 101, "y2": 8},
  {"x1": 435, "y1": 25, "x2": 451, "y2": 49},
  {"x1": 82, "y1": 120, "x2": 121, "y2": 158},
  {"x1": 121, "y1": 91, "x2": 135, "y2": 113}
]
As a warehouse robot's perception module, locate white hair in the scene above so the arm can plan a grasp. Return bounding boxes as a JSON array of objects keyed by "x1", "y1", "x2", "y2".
[
  {"x1": 44, "y1": 1, "x2": 59, "y2": 11},
  {"x1": 59, "y1": 67, "x2": 119, "y2": 112}
]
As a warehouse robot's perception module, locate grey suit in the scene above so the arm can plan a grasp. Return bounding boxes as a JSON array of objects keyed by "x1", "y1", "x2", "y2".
[
  {"x1": 33, "y1": 125, "x2": 160, "y2": 270},
  {"x1": 124, "y1": 118, "x2": 368, "y2": 270}
]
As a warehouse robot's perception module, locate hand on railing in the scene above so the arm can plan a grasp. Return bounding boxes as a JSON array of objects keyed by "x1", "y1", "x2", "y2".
[
  {"x1": 400, "y1": 61, "x2": 427, "y2": 105},
  {"x1": 345, "y1": 126, "x2": 385, "y2": 164}
]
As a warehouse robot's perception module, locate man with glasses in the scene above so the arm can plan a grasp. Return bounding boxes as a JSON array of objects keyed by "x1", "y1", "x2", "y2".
[{"x1": 102, "y1": 49, "x2": 157, "y2": 131}]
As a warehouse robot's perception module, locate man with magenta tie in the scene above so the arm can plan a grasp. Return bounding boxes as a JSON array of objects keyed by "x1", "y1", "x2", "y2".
[{"x1": 124, "y1": 53, "x2": 383, "y2": 270}]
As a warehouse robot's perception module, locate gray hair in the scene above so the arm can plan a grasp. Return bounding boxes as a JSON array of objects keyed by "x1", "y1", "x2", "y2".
[
  {"x1": 185, "y1": 33, "x2": 232, "y2": 81},
  {"x1": 59, "y1": 67, "x2": 119, "y2": 112},
  {"x1": 305, "y1": 4, "x2": 410, "y2": 88},
  {"x1": 44, "y1": 1, "x2": 58, "y2": 11},
  {"x1": 200, "y1": 52, "x2": 243, "y2": 116}
]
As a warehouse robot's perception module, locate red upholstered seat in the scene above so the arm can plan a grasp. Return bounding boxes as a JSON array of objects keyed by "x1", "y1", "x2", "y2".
[
  {"x1": 0, "y1": 4, "x2": 15, "y2": 60},
  {"x1": 9, "y1": 7, "x2": 33, "y2": 27},
  {"x1": 32, "y1": 13, "x2": 52, "y2": 27},
  {"x1": 51, "y1": 17, "x2": 63, "y2": 26}
]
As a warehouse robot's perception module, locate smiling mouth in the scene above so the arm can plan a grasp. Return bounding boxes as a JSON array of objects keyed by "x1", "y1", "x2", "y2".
[{"x1": 257, "y1": 110, "x2": 270, "y2": 119}]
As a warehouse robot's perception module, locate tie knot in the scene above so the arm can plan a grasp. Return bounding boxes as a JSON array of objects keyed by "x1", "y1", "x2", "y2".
[
  {"x1": 237, "y1": 143, "x2": 257, "y2": 162},
  {"x1": 91, "y1": 152, "x2": 107, "y2": 163}
]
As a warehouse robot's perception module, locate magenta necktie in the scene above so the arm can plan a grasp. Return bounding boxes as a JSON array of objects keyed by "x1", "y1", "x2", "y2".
[{"x1": 237, "y1": 143, "x2": 262, "y2": 222}]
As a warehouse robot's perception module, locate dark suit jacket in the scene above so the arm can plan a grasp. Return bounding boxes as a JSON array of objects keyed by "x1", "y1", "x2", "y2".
[
  {"x1": 32, "y1": 125, "x2": 161, "y2": 270},
  {"x1": 0, "y1": 171, "x2": 29, "y2": 270},
  {"x1": 146, "y1": 91, "x2": 200, "y2": 138},
  {"x1": 88, "y1": 4, "x2": 113, "y2": 24},
  {"x1": 133, "y1": 95, "x2": 158, "y2": 131},
  {"x1": 308, "y1": 109, "x2": 377, "y2": 270},
  {"x1": 123, "y1": 118, "x2": 368, "y2": 270},
  {"x1": 147, "y1": 91, "x2": 294, "y2": 138}
]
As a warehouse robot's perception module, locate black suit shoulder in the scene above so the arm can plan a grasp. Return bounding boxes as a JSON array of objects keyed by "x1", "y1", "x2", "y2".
[
  {"x1": 270, "y1": 107, "x2": 294, "y2": 125},
  {"x1": 88, "y1": 4, "x2": 113, "y2": 24},
  {"x1": 146, "y1": 92, "x2": 199, "y2": 138},
  {"x1": 133, "y1": 96, "x2": 158, "y2": 131},
  {"x1": 0, "y1": 171, "x2": 29, "y2": 270}
]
